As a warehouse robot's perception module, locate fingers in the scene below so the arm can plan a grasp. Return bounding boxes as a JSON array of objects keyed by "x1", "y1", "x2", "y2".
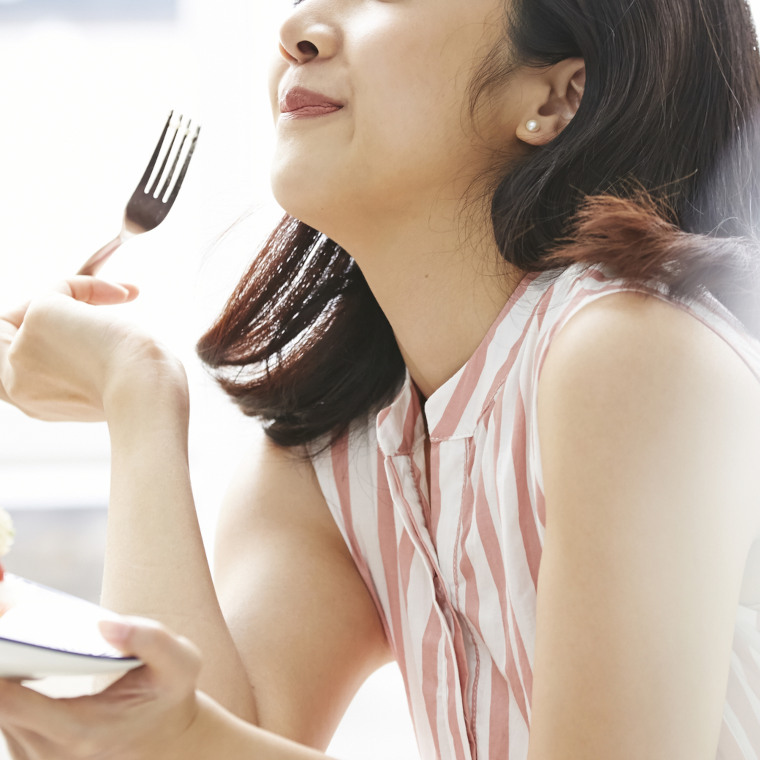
[
  {"x1": 55, "y1": 277, "x2": 140, "y2": 306},
  {"x1": 0, "y1": 623, "x2": 203, "y2": 759},
  {"x1": 0, "y1": 680, "x2": 75, "y2": 740},
  {"x1": 1, "y1": 278, "x2": 138, "y2": 331},
  {"x1": 99, "y1": 618, "x2": 201, "y2": 699}
]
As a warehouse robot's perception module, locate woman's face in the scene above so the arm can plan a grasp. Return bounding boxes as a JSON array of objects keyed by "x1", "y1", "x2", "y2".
[{"x1": 268, "y1": 0, "x2": 522, "y2": 240}]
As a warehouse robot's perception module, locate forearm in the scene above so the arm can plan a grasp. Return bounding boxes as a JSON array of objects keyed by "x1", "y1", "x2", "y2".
[
  {"x1": 180, "y1": 694, "x2": 340, "y2": 760},
  {"x1": 101, "y1": 355, "x2": 257, "y2": 722}
]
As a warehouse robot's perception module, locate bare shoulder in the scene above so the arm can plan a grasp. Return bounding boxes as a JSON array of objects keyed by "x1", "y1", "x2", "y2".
[
  {"x1": 538, "y1": 289, "x2": 760, "y2": 538},
  {"x1": 541, "y1": 288, "x2": 760, "y2": 395}
]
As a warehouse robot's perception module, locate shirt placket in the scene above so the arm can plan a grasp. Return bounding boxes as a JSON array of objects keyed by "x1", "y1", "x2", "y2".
[{"x1": 384, "y1": 451, "x2": 476, "y2": 760}]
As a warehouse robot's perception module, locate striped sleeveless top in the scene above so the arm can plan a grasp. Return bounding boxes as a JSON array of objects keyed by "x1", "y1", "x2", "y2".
[{"x1": 310, "y1": 263, "x2": 760, "y2": 760}]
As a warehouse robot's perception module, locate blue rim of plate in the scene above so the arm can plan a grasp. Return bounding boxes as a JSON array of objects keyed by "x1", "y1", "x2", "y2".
[{"x1": 0, "y1": 635, "x2": 140, "y2": 663}]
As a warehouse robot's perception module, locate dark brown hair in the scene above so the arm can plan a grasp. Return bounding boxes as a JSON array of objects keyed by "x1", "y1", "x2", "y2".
[{"x1": 198, "y1": 0, "x2": 760, "y2": 448}]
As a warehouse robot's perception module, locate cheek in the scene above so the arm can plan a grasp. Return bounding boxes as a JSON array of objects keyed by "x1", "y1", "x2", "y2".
[
  {"x1": 351, "y1": 82, "x2": 480, "y2": 192},
  {"x1": 353, "y1": 51, "x2": 469, "y2": 152},
  {"x1": 352, "y1": 18, "x2": 492, "y2": 157},
  {"x1": 267, "y1": 57, "x2": 288, "y2": 123}
]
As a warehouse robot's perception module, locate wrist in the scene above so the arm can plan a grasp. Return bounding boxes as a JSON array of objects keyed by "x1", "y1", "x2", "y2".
[
  {"x1": 102, "y1": 337, "x2": 189, "y2": 423},
  {"x1": 167, "y1": 692, "x2": 332, "y2": 760},
  {"x1": 168, "y1": 693, "x2": 250, "y2": 760}
]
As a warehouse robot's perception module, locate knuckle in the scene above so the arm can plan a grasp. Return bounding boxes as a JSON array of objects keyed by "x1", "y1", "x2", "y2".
[
  {"x1": 76, "y1": 278, "x2": 96, "y2": 304},
  {"x1": 6, "y1": 338, "x2": 28, "y2": 373},
  {"x1": 17, "y1": 300, "x2": 50, "y2": 337},
  {"x1": 53, "y1": 278, "x2": 76, "y2": 299},
  {"x1": 22, "y1": 294, "x2": 48, "y2": 319}
]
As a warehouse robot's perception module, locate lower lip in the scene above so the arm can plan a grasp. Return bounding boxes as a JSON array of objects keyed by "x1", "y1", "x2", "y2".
[{"x1": 280, "y1": 105, "x2": 343, "y2": 119}]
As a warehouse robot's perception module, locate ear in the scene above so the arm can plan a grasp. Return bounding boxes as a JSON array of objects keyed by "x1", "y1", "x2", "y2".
[{"x1": 516, "y1": 58, "x2": 586, "y2": 147}]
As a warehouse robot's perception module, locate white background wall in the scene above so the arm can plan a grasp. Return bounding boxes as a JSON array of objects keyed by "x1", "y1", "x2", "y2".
[{"x1": 1, "y1": 1, "x2": 760, "y2": 757}]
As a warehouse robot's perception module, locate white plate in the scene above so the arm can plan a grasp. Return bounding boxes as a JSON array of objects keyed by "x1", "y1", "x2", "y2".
[{"x1": 0, "y1": 574, "x2": 141, "y2": 679}]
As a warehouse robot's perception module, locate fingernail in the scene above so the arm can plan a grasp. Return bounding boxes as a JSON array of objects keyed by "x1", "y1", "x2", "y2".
[{"x1": 99, "y1": 619, "x2": 132, "y2": 644}]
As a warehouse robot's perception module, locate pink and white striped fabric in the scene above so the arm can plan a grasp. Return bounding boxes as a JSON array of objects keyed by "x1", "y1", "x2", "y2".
[{"x1": 310, "y1": 263, "x2": 760, "y2": 760}]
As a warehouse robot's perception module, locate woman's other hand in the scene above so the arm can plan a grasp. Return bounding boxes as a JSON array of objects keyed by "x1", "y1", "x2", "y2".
[
  {"x1": 0, "y1": 276, "x2": 181, "y2": 422},
  {"x1": 0, "y1": 618, "x2": 203, "y2": 760}
]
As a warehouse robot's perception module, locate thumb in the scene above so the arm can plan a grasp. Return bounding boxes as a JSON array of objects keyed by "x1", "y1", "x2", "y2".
[
  {"x1": 1, "y1": 278, "x2": 139, "y2": 331},
  {"x1": 99, "y1": 618, "x2": 201, "y2": 697},
  {"x1": 56, "y1": 276, "x2": 140, "y2": 306}
]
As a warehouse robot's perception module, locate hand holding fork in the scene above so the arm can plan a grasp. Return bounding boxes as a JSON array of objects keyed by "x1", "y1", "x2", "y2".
[{"x1": 0, "y1": 111, "x2": 200, "y2": 416}]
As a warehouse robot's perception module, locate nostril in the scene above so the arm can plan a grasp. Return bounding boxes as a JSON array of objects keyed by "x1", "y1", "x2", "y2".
[
  {"x1": 297, "y1": 40, "x2": 319, "y2": 58},
  {"x1": 279, "y1": 42, "x2": 298, "y2": 63}
]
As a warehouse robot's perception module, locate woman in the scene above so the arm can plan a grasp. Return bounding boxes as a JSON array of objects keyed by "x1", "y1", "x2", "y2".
[{"x1": 0, "y1": 0, "x2": 759, "y2": 757}]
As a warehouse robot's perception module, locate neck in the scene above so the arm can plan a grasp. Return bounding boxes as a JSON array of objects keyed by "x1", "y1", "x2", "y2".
[{"x1": 332, "y1": 204, "x2": 525, "y2": 399}]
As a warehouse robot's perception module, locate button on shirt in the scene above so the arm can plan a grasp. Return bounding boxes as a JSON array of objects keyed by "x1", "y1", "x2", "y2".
[{"x1": 310, "y1": 263, "x2": 760, "y2": 760}]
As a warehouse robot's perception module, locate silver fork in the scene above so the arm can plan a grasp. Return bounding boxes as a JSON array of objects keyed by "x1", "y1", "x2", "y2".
[{"x1": 77, "y1": 111, "x2": 200, "y2": 276}]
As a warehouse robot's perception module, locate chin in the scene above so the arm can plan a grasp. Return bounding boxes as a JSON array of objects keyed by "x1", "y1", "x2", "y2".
[
  {"x1": 271, "y1": 184, "x2": 323, "y2": 232},
  {"x1": 269, "y1": 170, "x2": 345, "y2": 241}
]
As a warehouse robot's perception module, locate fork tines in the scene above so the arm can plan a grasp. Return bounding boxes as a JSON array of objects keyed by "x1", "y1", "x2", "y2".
[{"x1": 139, "y1": 110, "x2": 201, "y2": 205}]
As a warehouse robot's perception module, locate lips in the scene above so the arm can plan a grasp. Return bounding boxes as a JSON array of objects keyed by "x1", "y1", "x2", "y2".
[{"x1": 279, "y1": 87, "x2": 344, "y2": 118}]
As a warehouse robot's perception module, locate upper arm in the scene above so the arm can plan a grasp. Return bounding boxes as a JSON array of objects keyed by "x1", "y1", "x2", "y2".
[
  {"x1": 530, "y1": 292, "x2": 760, "y2": 760},
  {"x1": 213, "y1": 428, "x2": 392, "y2": 751}
]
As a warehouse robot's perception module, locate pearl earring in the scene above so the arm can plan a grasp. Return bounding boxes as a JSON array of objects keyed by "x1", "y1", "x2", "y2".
[{"x1": 526, "y1": 120, "x2": 540, "y2": 133}]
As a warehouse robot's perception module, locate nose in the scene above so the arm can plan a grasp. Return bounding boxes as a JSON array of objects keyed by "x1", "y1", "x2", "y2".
[{"x1": 278, "y1": 10, "x2": 340, "y2": 64}]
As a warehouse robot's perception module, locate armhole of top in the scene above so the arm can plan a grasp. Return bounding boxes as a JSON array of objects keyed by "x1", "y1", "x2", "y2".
[{"x1": 307, "y1": 417, "x2": 389, "y2": 620}]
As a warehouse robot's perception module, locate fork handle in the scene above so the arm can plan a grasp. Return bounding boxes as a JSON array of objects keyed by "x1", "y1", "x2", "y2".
[{"x1": 77, "y1": 235, "x2": 124, "y2": 277}]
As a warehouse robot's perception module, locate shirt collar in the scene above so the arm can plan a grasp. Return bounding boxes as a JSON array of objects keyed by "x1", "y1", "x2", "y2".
[{"x1": 376, "y1": 269, "x2": 557, "y2": 454}]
